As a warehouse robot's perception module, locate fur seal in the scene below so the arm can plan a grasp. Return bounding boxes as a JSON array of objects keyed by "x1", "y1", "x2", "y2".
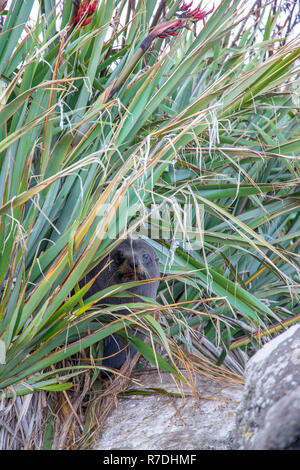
[{"x1": 82, "y1": 238, "x2": 160, "y2": 372}]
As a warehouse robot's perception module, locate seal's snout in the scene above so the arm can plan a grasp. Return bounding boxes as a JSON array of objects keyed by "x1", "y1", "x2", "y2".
[
  {"x1": 125, "y1": 256, "x2": 145, "y2": 280},
  {"x1": 116, "y1": 254, "x2": 147, "y2": 281}
]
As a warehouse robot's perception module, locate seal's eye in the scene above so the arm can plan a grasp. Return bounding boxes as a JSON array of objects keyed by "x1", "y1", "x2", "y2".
[
  {"x1": 142, "y1": 253, "x2": 151, "y2": 264},
  {"x1": 114, "y1": 250, "x2": 125, "y2": 265}
]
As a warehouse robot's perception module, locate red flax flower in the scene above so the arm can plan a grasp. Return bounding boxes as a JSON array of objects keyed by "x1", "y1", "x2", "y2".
[
  {"x1": 74, "y1": 0, "x2": 98, "y2": 26},
  {"x1": 107, "y1": 2, "x2": 214, "y2": 100},
  {"x1": 158, "y1": 2, "x2": 214, "y2": 38}
]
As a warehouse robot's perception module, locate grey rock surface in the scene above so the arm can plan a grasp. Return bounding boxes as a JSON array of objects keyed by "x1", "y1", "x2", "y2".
[
  {"x1": 95, "y1": 371, "x2": 243, "y2": 450},
  {"x1": 234, "y1": 324, "x2": 300, "y2": 449}
]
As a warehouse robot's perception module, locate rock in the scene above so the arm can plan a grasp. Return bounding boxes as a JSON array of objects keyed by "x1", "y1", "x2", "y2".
[
  {"x1": 234, "y1": 324, "x2": 300, "y2": 449},
  {"x1": 94, "y1": 371, "x2": 243, "y2": 450},
  {"x1": 252, "y1": 387, "x2": 300, "y2": 450}
]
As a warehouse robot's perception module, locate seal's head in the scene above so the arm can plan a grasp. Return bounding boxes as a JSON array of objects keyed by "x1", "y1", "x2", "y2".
[{"x1": 81, "y1": 237, "x2": 160, "y2": 304}]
